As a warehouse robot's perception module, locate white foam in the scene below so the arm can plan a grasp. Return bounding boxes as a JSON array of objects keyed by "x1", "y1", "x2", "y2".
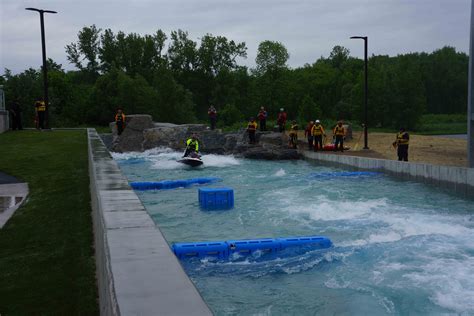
[
  {"x1": 201, "y1": 154, "x2": 240, "y2": 167},
  {"x1": 273, "y1": 168, "x2": 286, "y2": 177}
]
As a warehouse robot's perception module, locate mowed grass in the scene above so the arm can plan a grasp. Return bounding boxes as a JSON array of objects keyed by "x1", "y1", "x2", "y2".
[{"x1": 0, "y1": 130, "x2": 98, "y2": 315}]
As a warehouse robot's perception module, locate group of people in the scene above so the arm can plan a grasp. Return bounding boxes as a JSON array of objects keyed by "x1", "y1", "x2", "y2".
[
  {"x1": 303, "y1": 120, "x2": 346, "y2": 152},
  {"x1": 7, "y1": 99, "x2": 47, "y2": 130}
]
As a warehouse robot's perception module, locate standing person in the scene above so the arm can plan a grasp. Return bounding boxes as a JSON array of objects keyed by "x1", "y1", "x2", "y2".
[
  {"x1": 208, "y1": 105, "x2": 217, "y2": 130},
  {"x1": 184, "y1": 133, "x2": 200, "y2": 157},
  {"x1": 34, "y1": 99, "x2": 46, "y2": 129},
  {"x1": 393, "y1": 127, "x2": 409, "y2": 161},
  {"x1": 247, "y1": 117, "x2": 258, "y2": 144},
  {"x1": 304, "y1": 120, "x2": 314, "y2": 150},
  {"x1": 9, "y1": 101, "x2": 23, "y2": 130},
  {"x1": 288, "y1": 120, "x2": 298, "y2": 149},
  {"x1": 312, "y1": 119, "x2": 326, "y2": 151},
  {"x1": 257, "y1": 106, "x2": 268, "y2": 131},
  {"x1": 115, "y1": 108, "x2": 126, "y2": 136},
  {"x1": 333, "y1": 121, "x2": 345, "y2": 152},
  {"x1": 277, "y1": 108, "x2": 287, "y2": 133}
]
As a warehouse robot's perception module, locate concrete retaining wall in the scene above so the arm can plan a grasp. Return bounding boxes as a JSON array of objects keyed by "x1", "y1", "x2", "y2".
[
  {"x1": 302, "y1": 151, "x2": 474, "y2": 196},
  {"x1": 87, "y1": 128, "x2": 212, "y2": 316}
]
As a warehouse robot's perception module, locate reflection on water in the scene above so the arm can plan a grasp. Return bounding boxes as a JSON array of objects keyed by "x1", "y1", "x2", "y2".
[{"x1": 0, "y1": 196, "x2": 23, "y2": 213}]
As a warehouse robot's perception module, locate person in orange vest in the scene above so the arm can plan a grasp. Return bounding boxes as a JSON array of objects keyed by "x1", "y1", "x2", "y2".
[
  {"x1": 247, "y1": 117, "x2": 258, "y2": 144},
  {"x1": 115, "y1": 108, "x2": 126, "y2": 135},
  {"x1": 34, "y1": 99, "x2": 46, "y2": 129},
  {"x1": 277, "y1": 108, "x2": 287, "y2": 132},
  {"x1": 304, "y1": 120, "x2": 314, "y2": 150},
  {"x1": 393, "y1": 127, "x2": 409, "y2": 161},
  {"x1": 288, "y1": 120, "x2": 298, "y2": 149},
  {"x1": 333, "y1": 121, "x2": 345, "y2": 152},
  {"x1": 312, "y1": 119, "x2": 326, "y2": 151}
]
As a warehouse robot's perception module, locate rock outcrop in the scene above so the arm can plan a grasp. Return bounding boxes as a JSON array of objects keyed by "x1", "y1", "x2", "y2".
[{"x1": 108, "y1": 115, "x2": 301, "y2": 160}]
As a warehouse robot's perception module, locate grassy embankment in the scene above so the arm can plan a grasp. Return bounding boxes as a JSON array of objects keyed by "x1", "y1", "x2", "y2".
[{"x1": 0, "y1": 130, "x2": 98, "y2": 315}]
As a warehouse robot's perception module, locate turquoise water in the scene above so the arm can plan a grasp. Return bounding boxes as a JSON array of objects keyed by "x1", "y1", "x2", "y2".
[{"x1": 114, "y1": 148, "x2": 474, "y2": 315}]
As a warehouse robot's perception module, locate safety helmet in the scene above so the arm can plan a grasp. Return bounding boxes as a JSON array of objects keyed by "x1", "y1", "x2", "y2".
[
  {"x1": 315, "y1": 119, "x2": 320, "y2": 123},
  {"x1": 280, "y1": 108, "x2": 284, "y2": 111}
]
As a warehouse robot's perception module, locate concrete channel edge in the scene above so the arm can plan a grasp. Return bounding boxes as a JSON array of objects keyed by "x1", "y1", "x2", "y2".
[
  {"x1": 302, "y1": 151, "x2": 474, "y2": 196},
  {"x1": 87, "y1": 128, "x2": 212, "y2": 316}
]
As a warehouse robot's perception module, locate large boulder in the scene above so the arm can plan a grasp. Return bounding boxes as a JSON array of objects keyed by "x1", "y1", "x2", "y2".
[{"x1": 111, "y1": 115, "x2": 154, "y2": 152}]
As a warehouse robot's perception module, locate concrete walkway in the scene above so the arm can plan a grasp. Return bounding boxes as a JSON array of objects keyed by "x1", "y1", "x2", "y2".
[{"x1": 0, "y1": 172, "x2": 28, "y2": 228}]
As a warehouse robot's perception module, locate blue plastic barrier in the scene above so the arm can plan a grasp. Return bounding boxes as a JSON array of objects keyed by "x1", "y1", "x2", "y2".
[
  {"x1": 172, "y1": 241, "x2": 229, "y2": 259},
  {"x1": 130, "y1": 177, "x2": 221, "y2": 191},
  {"x1": 198, "y1": 188, "x2": 234, "y2": 210},
  {"x1": 227, "y1": 238, "x2": 281, "y2": 256},
  {"x1": 172, "y1": 236, "x2": 332, "y2": 260},
  {"x1": 309, "y1": 171, "x2": 382, "y2": 179}
]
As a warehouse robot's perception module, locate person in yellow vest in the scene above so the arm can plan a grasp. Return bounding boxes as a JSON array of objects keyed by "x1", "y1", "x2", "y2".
[
  {"x1": 34, "y1": 99, "x2": 46, "y2": 129},
  {"x1": 115, "y1": 108, "x2": 126, "y2": 135},
  {"x1": 333, "y1": 121, "x2": 345, "y2": 152},
  {"x1": 184, "y1": 133, "x2": 200, "y2": 157},
  {"x1": 288, "y1": 120, "x2": 298, "y2": 149},
  {"x1": 393, "y1": 127, "x2": 409, "y2": 161},
  {"x1": 311, "y1": 119, "x2": 326, "y2": 151},
  {"x1": 247, "y1": 117, "x2": 258, "y2": 144}
]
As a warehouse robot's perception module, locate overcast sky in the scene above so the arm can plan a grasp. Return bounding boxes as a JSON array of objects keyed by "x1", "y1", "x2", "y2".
[{"x1": 0, "y1": 0, "x2": 471, "y2": 74}]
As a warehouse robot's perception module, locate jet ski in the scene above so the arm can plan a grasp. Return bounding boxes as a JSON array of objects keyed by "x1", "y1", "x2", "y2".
[{"x1": 178, "y1": 152, "x2": 203, "y2": 167}]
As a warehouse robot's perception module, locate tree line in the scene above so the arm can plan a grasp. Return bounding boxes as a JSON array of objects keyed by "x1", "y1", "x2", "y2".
[{"x1": 0, "y1": 25, "x2": 469, "y2": 130}]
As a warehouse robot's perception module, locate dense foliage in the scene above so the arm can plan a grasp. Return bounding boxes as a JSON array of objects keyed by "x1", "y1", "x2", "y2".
[{"x1": 1, "y1": 25, "x2": 469, "y2": 130}]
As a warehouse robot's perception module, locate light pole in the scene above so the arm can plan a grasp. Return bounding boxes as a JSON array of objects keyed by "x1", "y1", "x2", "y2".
[
  {"x1": 468, "y1": 0, "x2": 474, "y2": 168},
  {"x1": 350, "y1": 36, "x2": 369, "y2": 149},
  {"x1": 26, "y1": 7, "x2": 57, "y2": 129}
]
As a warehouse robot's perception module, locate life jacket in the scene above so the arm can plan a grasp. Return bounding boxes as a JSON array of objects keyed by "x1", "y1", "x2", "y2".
[
  {"x1": 277, "y1": 112, "x2": 287, "y2": 124},
  {"x1": 186, "y1": 138, "x2": 199, "y2": 151},
  {"x1": 334, "y1": 125, "x2": 345, "y2": 136},
  {"x1": 115, "y1": 113, "x2": 125, "y2": 123},
  {"x1": 257, "y1": 110, "x2": 267, "y2": 120},
  {"x1": 289, "y1": 124, "x2": 298, "y2": 136},
  {"x1": 305, "y1": 124, "x2": 314, "y2": 137},
  {"x1": 397, "y1": 132, "x2": 409, "y2": 145},
  {"x1": 312, "y1": 124, "x2": 325, "y2": 136},
  {"x1": 247, "y1": 121, "x2": 257, "y2": 131},
  {"x1": 36, "y1": 101, "x2": 46, "y2": 112},
  {"x1": 208, "y1": 108, "x2": 217, "y2": 118}
]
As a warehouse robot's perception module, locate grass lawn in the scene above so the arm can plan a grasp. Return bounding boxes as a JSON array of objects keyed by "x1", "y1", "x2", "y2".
[{"x1": 0, "y1": 130, "x2": 98, "y2": 315}]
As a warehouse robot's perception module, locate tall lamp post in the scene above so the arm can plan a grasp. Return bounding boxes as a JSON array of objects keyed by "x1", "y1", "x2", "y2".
[
  {"x1": 25, "y1": 7, "x2": 57, "y2": 129},
  {"x1": 468, "y1": 0, "x2": 474, "y2": 168},
  {"x1": 350, "y1": 36, "x2": 369, "y2": 149}
]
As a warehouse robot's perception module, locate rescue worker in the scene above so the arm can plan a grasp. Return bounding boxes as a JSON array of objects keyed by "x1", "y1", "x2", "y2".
[
  {"x1": 312, "y1": 119, "x2": 326, "y2": 151},
  {"x1": 277, "y1": 108, "x2": 287, "y2": 133},
  {"x1": 257, "y1": 106, "x2": 268, "y2": 131},
  {"x1": 288, "y1": 120, "x2": 298, "y2": 149},
  {"x1": 247, "y1": 117, "x2": 258, "y2": 144},
  {"x1": 333, "y1": 121, "x2": 345, "y2": 152},
  {"x1": 393, "y1": 127, "x2": 409, "y2": 161},
  {"x1": 208, "y1": 105, "x2": 217, "y2": 130},
  {"x1": 304, "y1": 120, "x2": 314, "y2": 150},
  {"x1": 184, "y1": 133, "x2": 200, "y2": 157},
  {"x1": 34, "y1": 99, "x2": 46, "y2": 129},
  {"x1": 115, "y1": 108, "x2": 126, "y2": 136}
]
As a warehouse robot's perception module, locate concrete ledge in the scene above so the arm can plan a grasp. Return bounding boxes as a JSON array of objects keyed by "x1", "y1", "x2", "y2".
[
  {"x1": 301, "y1": 151, "x2": 474, "y2": 196},
  {"x1": 88, "y1": 128, "x2": 212, "y2": 316}
]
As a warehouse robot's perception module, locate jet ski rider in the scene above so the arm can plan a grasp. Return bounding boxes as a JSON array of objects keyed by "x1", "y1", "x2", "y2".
[{"x1": 184, "y1": 133, "x2": 200, "y2": 158}]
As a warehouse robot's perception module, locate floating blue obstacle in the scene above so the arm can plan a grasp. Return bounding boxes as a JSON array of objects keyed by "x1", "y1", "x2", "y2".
[
  {"x1": 172, "y1": 236, "x2": 332, "y2": 260},
  {"x1": 198, "y1": 188, "x2": 234, "y2": 210},
  {"x1": 309, "y1": 171, "x2": 382, "y2": 179},
  {"x1": 130, "y1": 177, "x2": 221, "y2": 191}
]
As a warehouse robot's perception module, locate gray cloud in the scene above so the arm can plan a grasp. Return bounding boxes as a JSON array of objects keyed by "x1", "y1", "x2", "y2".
[{"x1": 1, "y1": 0, "x2": 471, "y2": 74}]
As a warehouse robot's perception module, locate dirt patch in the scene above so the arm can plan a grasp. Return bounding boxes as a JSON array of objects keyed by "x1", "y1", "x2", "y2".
[{"x1": 296, "y1": 131, "x2": 467, "y2": 167}]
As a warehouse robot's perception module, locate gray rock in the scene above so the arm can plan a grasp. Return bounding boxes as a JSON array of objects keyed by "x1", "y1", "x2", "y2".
[{"x1": 111, "y1": 115, "x2": 154, "y2": 152}]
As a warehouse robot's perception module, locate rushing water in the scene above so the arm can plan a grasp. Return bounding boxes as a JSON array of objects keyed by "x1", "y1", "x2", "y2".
[{"x1": 114, "y1": 148, "x2": 474, "y2": 315}]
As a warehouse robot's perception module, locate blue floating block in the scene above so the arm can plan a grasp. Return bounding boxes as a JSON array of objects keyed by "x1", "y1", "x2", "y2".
[
  {"x1": 172, "y1": 241, "x2": 229, "y2": 259},
  {"x1": 227, "y1": 238, "x2": 281, "y2": 256},
  {"x1": 278, "y1": 236, "x2": 332, "y2": 250},
  {"x1": 198, "y1": 187, "x2": 234, "y2": 210},
  {"x1": 130, "y1": 177, "x2": 221, "y2": 191}
]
